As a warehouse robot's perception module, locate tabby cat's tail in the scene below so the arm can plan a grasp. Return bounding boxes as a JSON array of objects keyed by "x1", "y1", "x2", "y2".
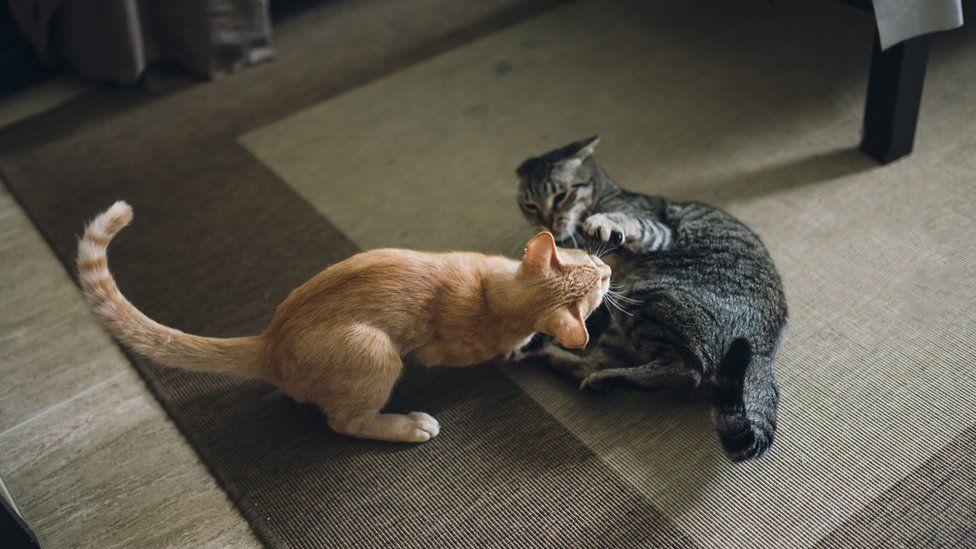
[
  {"x1": 77, "y1": 201, "x2": 262, "y2": 377},
  {"x1": 712, "y1": 338, "x2": 779, "y2": 462}
]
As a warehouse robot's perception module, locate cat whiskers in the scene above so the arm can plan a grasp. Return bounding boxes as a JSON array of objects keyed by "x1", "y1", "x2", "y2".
[
  {"x1": 608, "y1": 290, "x2": 642, "y2": 305},
  {"x1": 602, "y1": 289, "x2": 642, "y2": 318},
  {"x1": 594, "y1": 241, "x2": 617, "y2": 259},
  {"x1": 604, "y1": 296, "x2": 631, "y2": 318},
  {"x1": 585, "y1": 238, "x2": 614, "y2": 259},
  {"x1": 601, "y1": 295, "x2": 619, "y2": 322},
  {"x1": 603, "y1": 292, "x2": 635, "y2": 317}
]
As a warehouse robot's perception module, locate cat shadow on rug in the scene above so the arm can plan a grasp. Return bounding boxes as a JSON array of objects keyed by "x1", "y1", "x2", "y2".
[
  {"x1": 174, "y1": 359, "x2": 727, "y2": 516},
  {"x1": 667, "y1": 147, "x2": 876, "y2": 206},
  {"x1": 494, "y1": 359, "x2": 727, "y2": 502}
]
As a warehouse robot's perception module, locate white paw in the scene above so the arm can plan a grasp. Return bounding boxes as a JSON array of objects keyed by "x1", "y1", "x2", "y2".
[
  {"x1": 404, "y1": 411, "x2": 440, "y2": 442},
  {"x1": 583, "y1": 213, "x2": 629, "y2": 245}
]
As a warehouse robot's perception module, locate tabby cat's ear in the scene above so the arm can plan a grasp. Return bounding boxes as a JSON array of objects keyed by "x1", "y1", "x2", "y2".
[
  {"x1": 541, "y1": 305, "x2": 589, "y2": 349},
  {"x1": 574, "y1": 135, "x2": 599, "y2": 159},
  {"x1": 557, "y1": 136, "x2": 599, "y2": 175},
  {"x1": 523, "y1": 232, "x2": 561, "y2": 274}
]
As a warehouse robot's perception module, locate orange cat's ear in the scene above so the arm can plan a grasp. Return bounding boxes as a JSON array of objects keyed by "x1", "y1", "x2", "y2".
[
  {"x1": 522, "y1": 232, "x2": 561, "y2": 274},
  {"x1": 540, "y1": 305, "x2": 588, "y2": 349}
]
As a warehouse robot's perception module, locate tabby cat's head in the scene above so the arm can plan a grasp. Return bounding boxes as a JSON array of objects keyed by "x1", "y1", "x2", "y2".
[{"x1": 516, "y1": 136, "x2": 601, "y2": 242}]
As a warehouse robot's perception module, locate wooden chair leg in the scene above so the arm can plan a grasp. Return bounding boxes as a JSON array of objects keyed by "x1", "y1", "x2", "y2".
[{"x1": 860, "y1": 31, "x2": 930, "y2": 164}]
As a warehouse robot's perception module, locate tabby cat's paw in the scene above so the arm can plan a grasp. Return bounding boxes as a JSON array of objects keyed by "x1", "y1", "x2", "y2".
[
  {"x1": 579, "y1": 371, "x2": 616, "y2": 395},
  {"x1": 583, "y1": 213, "x2": 628, "y2": 246}
]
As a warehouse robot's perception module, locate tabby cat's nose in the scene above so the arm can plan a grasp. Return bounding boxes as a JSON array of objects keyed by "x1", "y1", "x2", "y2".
[{"x1": 554, "y1": 218, "x2": 568, "y2": 231}]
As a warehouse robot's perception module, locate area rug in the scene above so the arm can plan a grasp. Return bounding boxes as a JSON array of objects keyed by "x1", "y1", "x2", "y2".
[{"x1": 2, "y1": 0, "x2": 975, "y2": 547}]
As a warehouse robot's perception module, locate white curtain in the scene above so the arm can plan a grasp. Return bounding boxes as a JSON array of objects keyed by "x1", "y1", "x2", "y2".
[{"x1": 872, "y1": 0, "x2": 964, "y2": 49}]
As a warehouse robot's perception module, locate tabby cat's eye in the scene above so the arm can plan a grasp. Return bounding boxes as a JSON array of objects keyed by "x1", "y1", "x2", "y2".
[
  {"x1": 553, "y1": 191, "x2": 567, "y2": 205},
  {"x1": 524, "y1": 203, "x2": 538, "y2": 211}
]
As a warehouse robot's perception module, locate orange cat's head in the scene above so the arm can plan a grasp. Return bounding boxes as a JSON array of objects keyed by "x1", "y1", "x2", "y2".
[{"x1": 518, "y1": 231, "x2": 611, "y2": 349}]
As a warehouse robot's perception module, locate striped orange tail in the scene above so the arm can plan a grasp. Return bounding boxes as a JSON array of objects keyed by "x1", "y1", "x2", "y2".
[{"x1": 78, "y1": 201, "x2": 261, "y2": 377}]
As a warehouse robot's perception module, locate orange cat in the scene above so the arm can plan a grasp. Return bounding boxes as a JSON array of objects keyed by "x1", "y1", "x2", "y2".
[{"x1": 78, "y1": 202, "x2": 610, "y2": 442}]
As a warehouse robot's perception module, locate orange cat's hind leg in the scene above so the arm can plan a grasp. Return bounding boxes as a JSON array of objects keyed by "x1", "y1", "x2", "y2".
[{"x1": 315, "y1": 323, "x2": 440, "y2": 443}]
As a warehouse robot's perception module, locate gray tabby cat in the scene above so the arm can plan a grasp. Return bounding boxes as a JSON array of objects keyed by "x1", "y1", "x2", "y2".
[{"x1": 515, "y1": 136, "x2": 788, "y2": 461}]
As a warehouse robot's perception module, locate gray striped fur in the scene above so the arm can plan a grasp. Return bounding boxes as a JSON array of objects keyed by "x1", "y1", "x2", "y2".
[{"x1": 516, "y1": 137, "x2": 788, "y2": 461}]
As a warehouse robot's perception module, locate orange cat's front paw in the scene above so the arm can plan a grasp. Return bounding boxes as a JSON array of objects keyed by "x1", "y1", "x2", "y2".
[{"x1": 405, "y1": 411, "x2": 440, "y2": 441}]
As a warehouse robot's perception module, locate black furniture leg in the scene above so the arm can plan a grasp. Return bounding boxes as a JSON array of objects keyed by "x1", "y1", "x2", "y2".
[
  {"x1": 1, "y1": 495, "x2": 38, "y2": 549},
  {"x1": 860, "y1": 31, "x2": 930, "y2": 164}
]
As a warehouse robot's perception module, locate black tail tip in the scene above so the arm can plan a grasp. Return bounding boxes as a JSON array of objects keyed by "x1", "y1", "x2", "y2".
[
  {"x1": 719, "y1": 419, "x2": 774, "y2": 462},
  {"x1": 725, "y1": 440, "x2": 772, "y2": 463}
]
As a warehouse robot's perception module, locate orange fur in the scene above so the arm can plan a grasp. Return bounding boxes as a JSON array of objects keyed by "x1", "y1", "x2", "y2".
[{"x1": 78, "y1": 202, "x2": 610, "y2": 442}]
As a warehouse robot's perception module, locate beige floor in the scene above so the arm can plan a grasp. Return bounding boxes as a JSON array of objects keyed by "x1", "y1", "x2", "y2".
[
  {"x1": 0, "y1": 76, "x2": 87, "y2": 130},
  {"x1": 241, "y1": 0, "x2": 976, "y2": 546},
  {"x1": 0, "y1": 85, "x2": 257, "y2": 547}
]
